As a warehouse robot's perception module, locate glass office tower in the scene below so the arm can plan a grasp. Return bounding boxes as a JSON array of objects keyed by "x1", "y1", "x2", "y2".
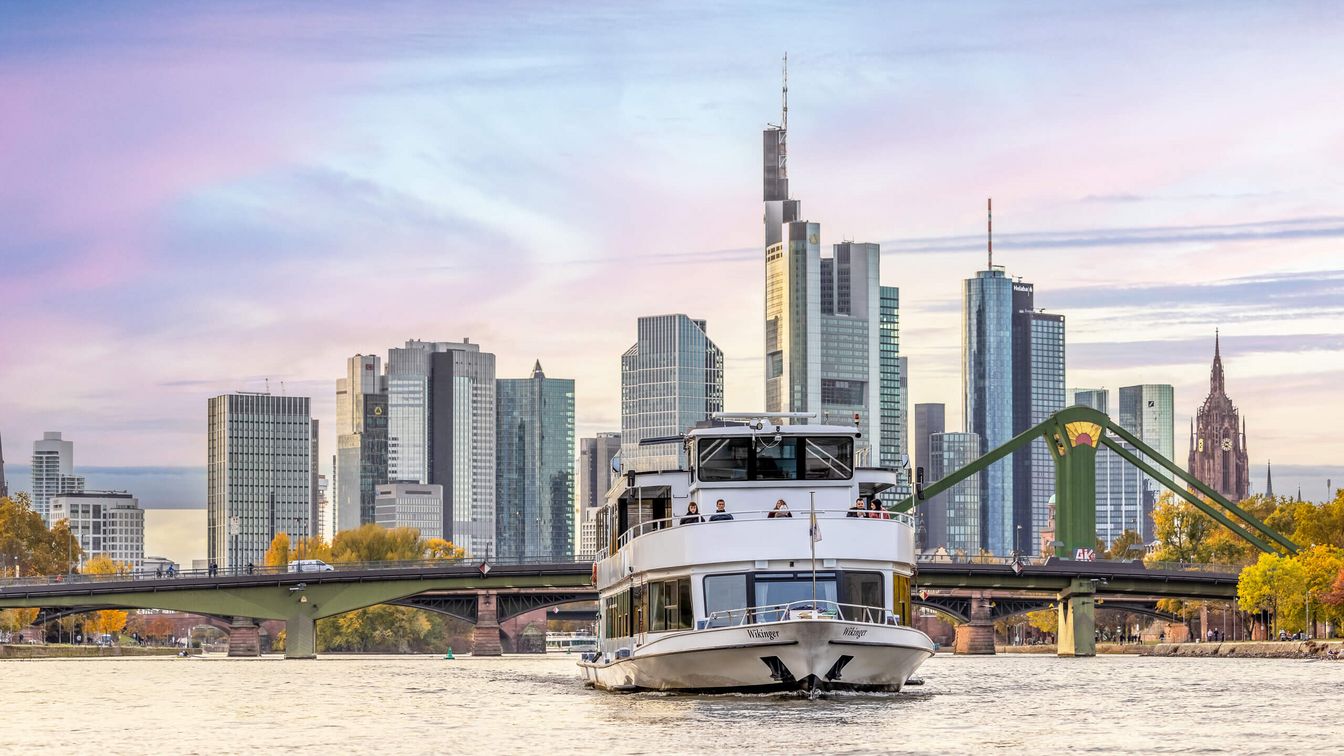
[
  {"x1": 928, "y1": 432, "x2": 982, "y2": 554},
  {"x1": 1119, "y1": 384, "x2": 1175, "y2": 539},
  {"x1": 621, "y1": 314, "x2": 724, "y2": 472},
  {"x1": 963, "y1": 269, "x2": 1015, "y2": 554},
  {"x1": 496, "y1": 362, "x2": 575, "y2": 562},
  {"x1": 1072, "y1": 389, "x2": 1143, "y2": 545},
  {"x1": 335, "y1": 354, "x2": 388, "y2": 533},
  {"x1": 1024, "y1": 310, "x2": 1065, "y2": 554}
]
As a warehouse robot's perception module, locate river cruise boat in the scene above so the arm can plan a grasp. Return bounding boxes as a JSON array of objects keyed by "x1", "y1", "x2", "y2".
[
  {"x1": 579, "y1": 415, "x2": 934, "y2": 693},
  {"x1": 546, "y1": 631, "x2": 598, "y2": 654}
]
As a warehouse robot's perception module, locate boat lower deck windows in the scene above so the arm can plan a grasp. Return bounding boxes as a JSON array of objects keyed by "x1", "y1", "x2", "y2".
[
  {"x1": 648, "y1": 577, "x2": 694, "y2": 632},
  {"x1": 703, "y1": 573, "x2": 749, "y2": 626}
]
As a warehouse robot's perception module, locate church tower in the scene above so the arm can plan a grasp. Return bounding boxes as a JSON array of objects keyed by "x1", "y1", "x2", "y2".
[{"x1": 1188, "y1": 332, "x2": 1250, "y2": 500}]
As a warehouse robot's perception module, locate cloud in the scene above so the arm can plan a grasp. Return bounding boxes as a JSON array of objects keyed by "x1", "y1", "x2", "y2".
[{"x1": 880, "y1": 216, "x2": 1344, "y2": 255}]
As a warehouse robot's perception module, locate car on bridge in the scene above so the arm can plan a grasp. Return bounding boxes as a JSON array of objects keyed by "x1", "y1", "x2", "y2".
[{"x1": 287, "y1": 560, "x2": 334, "y2": 573}]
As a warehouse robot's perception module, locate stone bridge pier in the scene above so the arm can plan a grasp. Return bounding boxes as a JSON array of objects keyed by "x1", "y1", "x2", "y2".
[
  {"x1": 953, "y1": 592, "x2": 995, "y2": 655},
  {"x1": 227, "y1": 617, "x2": 261, "y2": 657},
  {"x1": 472, "y1": 590, "x2": 503, "y2": 656}
]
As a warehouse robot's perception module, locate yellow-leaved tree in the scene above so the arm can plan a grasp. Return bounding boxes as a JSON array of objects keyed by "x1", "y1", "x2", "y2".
[
  {"x1": 264, "y1": 532, "x2": 292, "y2": 569},
  {"x1": 82, "y1": 555, "x2": 132, "y2": 640},
  {"x1": 1026, "y1": 608, "x2": 1058, "y2": 635}
]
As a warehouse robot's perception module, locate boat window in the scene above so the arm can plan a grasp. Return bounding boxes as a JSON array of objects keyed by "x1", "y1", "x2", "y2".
[
  {"x1": 703, "y1": 573, "x2": 748, "y2": 626},
  {"x1": 604, "y1": 589, "x2": 634, "y2": 639},
  {"x1": 753, "y1": 438, "x2": 798, "y2": 480},
  {"x1": 841, "y1": 571, "x2": 885, "y2": 619},
  {"x1": 698, "y1": 438, "x2": 751, "y2": 481},
  {"x1": 752, "y1": 572, "x2": 838, "y2": 621},
  {"x1": 698, "y1": 435, "x2": 854, "y2": 482},
  {"x1": 648, "y1": 577, "x2": 694, "y2": 632},
  {"x1": 803, "y1": 437, "x2": 854, "y2": 480}
]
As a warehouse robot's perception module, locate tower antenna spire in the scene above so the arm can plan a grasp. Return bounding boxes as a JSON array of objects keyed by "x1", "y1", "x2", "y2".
[
  {"x1": 782, "y1": 52, "x2": 788, "y2": 133},
  {"x1": 987, "y1": 197, "x2": 993, "y2": 269}
]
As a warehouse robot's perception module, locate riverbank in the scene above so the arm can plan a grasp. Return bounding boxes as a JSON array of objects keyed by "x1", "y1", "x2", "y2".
[
  {"x1": 997, "y1": 643, "x2": 1143, "y2": 654},
  {"x1": 0, "y1": 644, "x2": 200, "y2": 659},
  {"x1": 1142, "y1": 640, "x2": 1344, "y2": 659}
]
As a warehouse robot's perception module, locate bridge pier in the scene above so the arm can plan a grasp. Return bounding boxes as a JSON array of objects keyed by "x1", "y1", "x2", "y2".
[
  {"x1": 953, "y1": 593, "x2": 995, "y2": 655},
  {"x1": 472, "y1": 590, "x2": 503, "y2": 656},
  {"x1": 1057, "y1": 578, "x2": 1096, "y2": 657},
  {"x1": 285, "y1": 611, "x2": 316, "y2": 660},
  {"x1": 227, "y1": 617, "x2": 261, "y2": 657}
]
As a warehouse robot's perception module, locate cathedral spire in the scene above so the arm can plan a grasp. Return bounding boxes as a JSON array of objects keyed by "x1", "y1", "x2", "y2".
[
  {"x1": 1209, "y1": 330, "x2": 1226, "y2": 396},
  {"x1": 1265, "y1": 460, "x2": 1274, "y2": 498}
]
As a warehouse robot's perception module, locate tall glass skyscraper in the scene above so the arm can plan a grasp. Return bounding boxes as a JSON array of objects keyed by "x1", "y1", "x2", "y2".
[
  {"x1": 428, "y1": 342, "x2": 496, "y2": 558},
  {"x1": 207, "y1": 393, "x2": 313, "y2": 570},
  {"x1": 1015, "y1": 287, "x2": 1066, "y2": 556},
  {"x1": 761, "y1": 107, "x2": 897, "y2": 461},
  {"x1": 386, "y1": 340, "x2": 441, "y2": 484},
  {"x1": 1072, "y1": 388, "x2": 1143, "y2": 545},
  {"x1": 335, "y1": 354, "x2": 387, "y2": 533},
  {"x1": 928, "y1": 432, "x2": 982, "y2": 554},
  {"x1": 496, "y1": 362, "x2": 575, "y2": 562},
  {"x1": 913, "y1": 403, "x2": 946, "y2": 550},
  {"x1": 963, "y1": 269, "x2": 1015, "y2": 554},
  {"x1": 621, "y1": 314, "x2": 724, "y2": 472},
  {"x1": 1119, "y1": 383, "x2": 1174, "y2": 539}
]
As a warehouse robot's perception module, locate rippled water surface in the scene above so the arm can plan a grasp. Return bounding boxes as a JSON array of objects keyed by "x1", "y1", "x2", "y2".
[{"x1": 3, "y1": 653, "x2": 1341, "y2": 754}]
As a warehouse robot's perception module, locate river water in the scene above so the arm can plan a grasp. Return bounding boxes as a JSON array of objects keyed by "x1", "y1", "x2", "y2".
[{"x1": 3, "y1": 653, "x2": 1340, "y2": 754}]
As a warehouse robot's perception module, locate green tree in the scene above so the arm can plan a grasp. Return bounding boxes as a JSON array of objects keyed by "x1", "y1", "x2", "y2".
[
  {"x1": 1237, "y1": 552, "x2": 1307, "y2": 633},
  {"x1": 1147, "y1": 493, "x2": 1214, "y2": 564}
]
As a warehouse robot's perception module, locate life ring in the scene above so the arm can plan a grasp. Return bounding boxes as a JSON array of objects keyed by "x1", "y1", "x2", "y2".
[{"x1": 591, "y1": 562, "x2": 599, "y2": 585}]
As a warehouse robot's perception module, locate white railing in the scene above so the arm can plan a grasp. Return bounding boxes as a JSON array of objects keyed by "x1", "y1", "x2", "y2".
[
  {"x1": 700, "y1": 600, "x2": 899, "y2": 629},
  {"x1": 606, "y1": 507, "x2": 916, "y2": 558}
]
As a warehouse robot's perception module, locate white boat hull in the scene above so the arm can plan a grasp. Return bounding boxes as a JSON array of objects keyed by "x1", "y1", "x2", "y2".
[{"x1": 578, "y1": 620, "x2": 934, "y2": 693}]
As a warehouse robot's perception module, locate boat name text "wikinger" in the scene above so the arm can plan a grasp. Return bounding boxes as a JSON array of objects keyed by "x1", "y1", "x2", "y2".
[
  {"x1": 842, "y1": 628, "x2": 869, "y2": 639},
  {"x1": 747, "y1": 629, "x2": 780, "y2": 640}
]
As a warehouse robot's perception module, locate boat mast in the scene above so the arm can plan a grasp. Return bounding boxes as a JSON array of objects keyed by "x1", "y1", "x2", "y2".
[{"x1": 809, "y1": 490, "x2": 817, "y2": 609}]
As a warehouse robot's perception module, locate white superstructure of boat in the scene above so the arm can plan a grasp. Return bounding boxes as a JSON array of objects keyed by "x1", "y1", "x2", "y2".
[{"x1": 579, "y1": 417, "x2": 934, "y2": 693}]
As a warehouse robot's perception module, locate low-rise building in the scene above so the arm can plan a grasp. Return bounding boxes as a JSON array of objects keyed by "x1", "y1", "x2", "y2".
[
  {"x1": 374, "y1": 483, "x2": 444, "y2": 540},
  {"x1": 49, "y1": 491, "x2": 144, "y2": 570}
]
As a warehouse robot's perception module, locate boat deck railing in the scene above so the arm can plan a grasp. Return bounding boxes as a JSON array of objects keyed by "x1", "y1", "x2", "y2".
[
  {"x1": 609, "y1": 508, "x2": 915, "y2": 558},
  {"x1": 700, "y1": 600, "x2": 898, "y2": 629}
]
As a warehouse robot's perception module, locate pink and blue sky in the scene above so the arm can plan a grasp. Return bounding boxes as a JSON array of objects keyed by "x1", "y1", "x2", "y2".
[{"x1": 3, "y1": 1, "x2": 1343, "y2": 527}]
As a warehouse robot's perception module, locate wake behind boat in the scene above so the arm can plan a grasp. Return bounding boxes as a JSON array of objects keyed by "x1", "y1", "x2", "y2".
[{"x1": 579, "y1": 415, "x2": 934, "y2": 693}]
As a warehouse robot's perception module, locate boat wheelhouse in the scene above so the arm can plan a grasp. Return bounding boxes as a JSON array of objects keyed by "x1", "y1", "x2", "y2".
[{"x1": 579, "y1": 417, "x2": 933, "y2": 693}]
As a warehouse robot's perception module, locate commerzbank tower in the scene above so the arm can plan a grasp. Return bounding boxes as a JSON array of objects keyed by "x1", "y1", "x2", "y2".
[{"x1": 761, "y1": 57, "x2": 905, "y2": 473}]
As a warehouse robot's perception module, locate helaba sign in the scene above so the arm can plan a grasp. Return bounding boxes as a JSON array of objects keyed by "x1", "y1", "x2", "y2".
[{"x1": 1012, "y1": 283, "x2": 1033, "y2": 293}]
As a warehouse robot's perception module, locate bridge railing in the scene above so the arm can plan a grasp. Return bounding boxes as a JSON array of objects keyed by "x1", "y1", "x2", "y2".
[{"x1": 0, "y1": 555, "x2": 581, "y2": 591}]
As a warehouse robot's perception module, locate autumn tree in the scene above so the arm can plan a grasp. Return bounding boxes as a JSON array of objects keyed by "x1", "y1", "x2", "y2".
[
  {"x1": 264, "y1": 532, "x2": 292, "y2": 569},
  {"x1": 1026, "y1": 608, "x2": 1058, "y2": 635},
  {"x1": 1106, "y1": 530, "x2": 1145, "y2": 561},
  {"x1": 0, "y1": 493, "x2": 83, "y2": 575},
  {"x1": 1147, "y1": 493, "x2": 1214, "y2": 564},
  {"x1": 0, "y1": 608, "x2": 40, "y2": 637}
]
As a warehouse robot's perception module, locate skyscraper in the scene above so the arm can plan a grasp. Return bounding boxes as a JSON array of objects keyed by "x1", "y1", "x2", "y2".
[
  {"x1": 335, "y1": 354, "x2": 388, "y2": 533},
  {"x1": 927, "y1": 432, "x2": 983, "y2": 554},
  {"x1": 913, "y1": 403, "x2": 946, "y2": 549},
  {"x1": 761, "y1": 88, "x2": 895, "y2": 460},
  {"x1": 963, "y1": 268, "x2": 1015, "y2": 555},
  {"x1": 31, "y1": 432, "x2": 85, "y2": 523},
  {"x1": 878, "y1": 285, "x2": 904, "y2": 471},
  {"x1": 1119, "y1": 383, "x2": 1174, "y2": 537},
  {"x1": 1012, "y1": 282, "x2": 1065, "y2": 555},
  {"x1": 386, "y1": 339, "x2": 442, "y2": 484},
  {"x1": 496, "y1": 361, "x2": 575, "y2": 562},
  {"x1": 1189, "y1": 333, "x2": 1250, "y2": 500},
  {"x1": 1072, "y1": 389, "x2": 1142, "y2": 545},
  {"x1": 621, "y1": 314, "x2": 724, "y2": 472},
  {"x1": 577, "y1": 432, "x2": 620, "y2": 562},
  {"x1": 428, "y1": 340, "x2": 496, "y2": 557},
  {"x1": 207, "y1": 393, "x2": 313, "y2": 570},
  {"x1": 579, "y1": 433, "x2": 621, "y2": 510}
]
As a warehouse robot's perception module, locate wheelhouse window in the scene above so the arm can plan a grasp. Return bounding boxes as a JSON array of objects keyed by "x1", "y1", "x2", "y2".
[
  {"x1": 697, "y1": 436, "x2": 854, "y2": 482},
  {"x1": 753, "y1": 572, "x2": 838, "y2": 621}
]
